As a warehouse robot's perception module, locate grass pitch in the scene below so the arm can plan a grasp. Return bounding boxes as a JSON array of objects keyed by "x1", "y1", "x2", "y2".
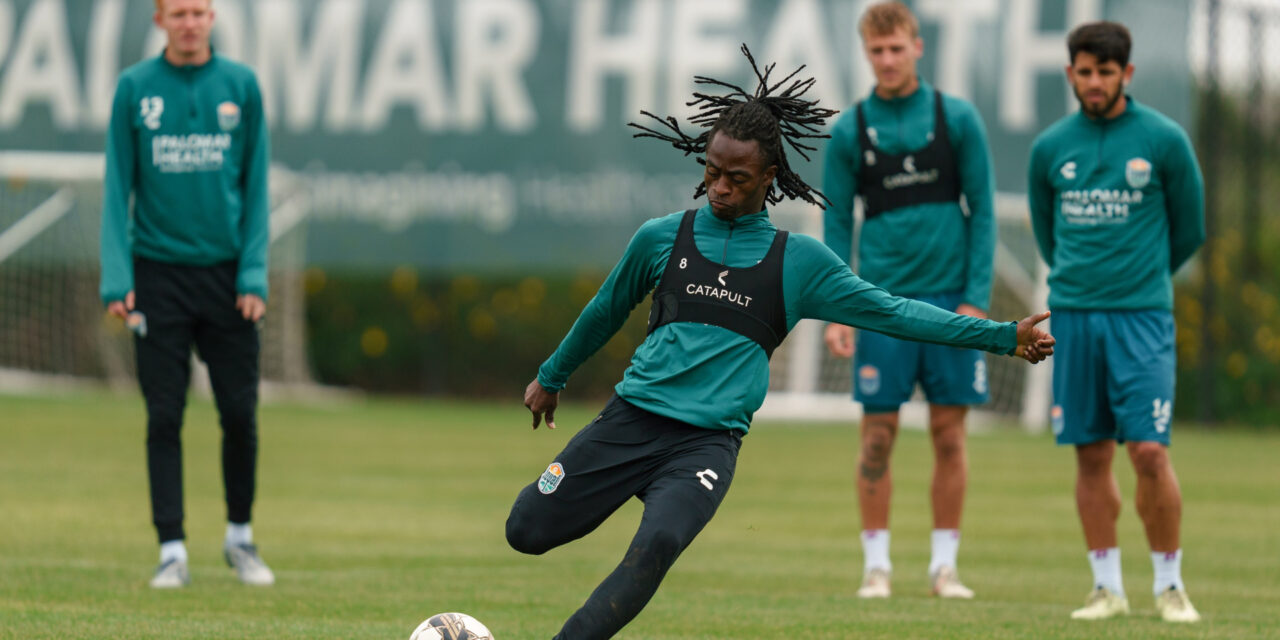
[{"x1": 1, "y1": 390, "x2": 1277, "y2": 639}]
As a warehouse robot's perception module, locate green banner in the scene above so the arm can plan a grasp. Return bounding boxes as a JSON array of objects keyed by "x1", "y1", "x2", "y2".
[{"x1": 0, "y1": 0, "x2": 1193, "y2": 268}]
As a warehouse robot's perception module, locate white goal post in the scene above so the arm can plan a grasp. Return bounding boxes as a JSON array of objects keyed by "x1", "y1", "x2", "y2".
[{"x1": 0, "y1": 151, "x2": 316, "y2": 398}]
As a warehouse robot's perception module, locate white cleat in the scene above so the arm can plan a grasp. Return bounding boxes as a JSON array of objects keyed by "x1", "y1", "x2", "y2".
[
  {"x1": 1155, "y1": 587, "x2": 1201, "y2": 623},
  {"x1": 149, "y1": 558, "x2": 190, "y2": 589},
  {"x1": 1070, "y1": 587, "x2": 1130, "y2": 620},
  {"x1": 224, "y1": 543, "x2": 275, "y2": 586},
  {"x1": 930, "y1": 566, "x2": 975, "y2": 599},
  {"x1": 857, "y1": 568, "x2": 891, "y2": 599}
]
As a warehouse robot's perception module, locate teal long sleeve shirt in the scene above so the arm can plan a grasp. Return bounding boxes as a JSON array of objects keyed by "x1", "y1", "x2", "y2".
[
  {"x1": 537, "y1": 205, "x2": 1018, "y2": 433},
  {"x1": 99, "y1": 52, "x2": 271, "y2": 304},
  {"x1": 1027, "y1": 97, "x2": 1205, "y2": 310},
  {"x1": 822, "y1": 80, "x2": 996, "y2": 310}
]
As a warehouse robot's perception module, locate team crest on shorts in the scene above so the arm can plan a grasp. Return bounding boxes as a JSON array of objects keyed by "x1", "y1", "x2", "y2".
[
  {"x1": 858, "y1": 365, "x2": 881, "y2": 396},
  {"x1": 217, "y1": 101, "x2": 241, "y2": 131},
  {"x1": 538, "y1": 462, "x2": 565, "y2": 494},
  {"x1": 1125, "y1": 157, "x2": 1151, "y2": 189},
  {"x1": 1051, "y1": 405, "x2": 1065, "y2": 436}
]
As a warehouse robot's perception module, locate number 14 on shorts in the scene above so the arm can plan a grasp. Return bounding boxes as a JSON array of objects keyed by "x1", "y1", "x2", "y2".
[{"x1": 1152, "y1": 398, "x2": 1171, "y2": 433}]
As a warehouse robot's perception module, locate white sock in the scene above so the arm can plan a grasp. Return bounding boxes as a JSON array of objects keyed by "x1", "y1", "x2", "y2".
[
  {"x1": 1151, "y1": 549, "x2": 1185, "y2": 595},
  {"x1": 226, "y1": 522, "x2": 253, "y2": 547},
  {"x1": 159, "y1": 540, "x2": 188, "y2": 564},
  {"x1": 1087, "y1": 547, "x2": 1124, "y2": 596},
  {"x1": 929, "y1": 529, "x2": 960, "y2": 576},
  {"x1": 861, "y1": 529, "x2": 891, "y2": 573}
]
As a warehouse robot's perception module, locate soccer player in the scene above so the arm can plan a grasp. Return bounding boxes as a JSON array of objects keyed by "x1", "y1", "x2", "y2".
[
  {"x1": 821, "y1": 0, "x2": 995, "y2": 599},
  {"x1": 506, "y1": 46, "x2": 1055, "y2": 640},
  {"x1": 1027, "y1": 21, "x2": 1205, "y2": 622},
  {"x1": 99, "y1": 0, "x2": 273, "y2": 588}
]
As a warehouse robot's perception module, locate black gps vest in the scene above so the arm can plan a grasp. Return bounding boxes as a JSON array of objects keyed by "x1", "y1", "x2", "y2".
[
  {"x1": 646, "y1": 209, "x2": 789, "y2": 358},
  {"x1": 856, "y1": 90, "x2": 961, "y2": 220}
]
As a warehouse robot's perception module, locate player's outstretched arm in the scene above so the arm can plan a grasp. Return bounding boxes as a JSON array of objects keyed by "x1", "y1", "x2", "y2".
[
  {"x1": 1014, "y1": 310, "x2": 1055, "y2": 364},
  {"x1": 523, "y1": 379, "x2": 559, "y2": 430}
]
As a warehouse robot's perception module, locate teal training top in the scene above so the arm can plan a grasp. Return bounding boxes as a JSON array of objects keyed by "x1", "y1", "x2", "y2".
[
  {"x1": 822, "y1": 80, "x2": 996, "y2": 309},
  {"x1": 1027, "y1": 96, "x2": 1205, "y2": 310},
  {"x1": 99, "y1": 52, "x2": 271, "y2": 304},
  {"x1": 537, "y1": 205, "x2": 1019, "y2": 433}
]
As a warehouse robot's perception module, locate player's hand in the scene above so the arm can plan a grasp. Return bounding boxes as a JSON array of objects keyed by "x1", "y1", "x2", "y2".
[
  {"x1": 1014, "y1": 310, "x2": 1055, "y2": 364},
  {"x1": 955, "y1": 303, "x2": 987, "y2": 319},
  {"x1": 824, "y1": 323, "x2": 855, "y2": 358},
  {"x1": 106, "y1": 291, "x2": 135, "y2": 320},
  {"x1": 524, "y1": 379, "x2": 559, "y2": 430},
  {"x1": 236, "y1": 294, "x2": 266, "y2": 323}
]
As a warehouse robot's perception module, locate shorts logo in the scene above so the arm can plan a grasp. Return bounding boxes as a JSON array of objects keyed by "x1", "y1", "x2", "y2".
[
  {"x1": 717, "y1": 269, "x2": 728, "y2": 286},
  {"x1": 695, "y1": 468, "x2": 719, "y2": 491},
  {"x1": 537, "y1": 462, "x2": 565, "y2": 494},
  {"x1": 973, "y1": 359, "x2": 988, "y2": 394},
  {"x1": 1125, "y1": 157, "x2": 1151, "y2": 189},
  {"x1": 858, "y1": 365, "x2": 880, "y2": 396},
  {"x1": 217, "y1": 101, "x2": 241, "y2": 131},
  {"x1": 1051, "y1": 405, "x2": 1065, "y2": 436},
  {"x1": 864, "y1": 149, "x2": 876, "y2": 166}
]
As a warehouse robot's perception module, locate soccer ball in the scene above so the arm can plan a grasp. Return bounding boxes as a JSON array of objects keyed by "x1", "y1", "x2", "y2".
[{"x1": 409, "y1": 612, "x2": 494, "y2": 640}]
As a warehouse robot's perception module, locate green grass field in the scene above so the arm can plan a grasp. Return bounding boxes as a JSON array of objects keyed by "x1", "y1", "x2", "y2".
[{"x1": 1, "y1": 390, "x2": 1277, "y2": 639}]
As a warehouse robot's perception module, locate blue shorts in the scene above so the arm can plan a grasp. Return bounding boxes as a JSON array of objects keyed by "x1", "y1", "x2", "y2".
[
  {"x1": 1050, "y1": 309, "x2": 1176, "y2": 446},
  {"x1": 853, "y1": 292, "x2": 989, "y2": 413}
]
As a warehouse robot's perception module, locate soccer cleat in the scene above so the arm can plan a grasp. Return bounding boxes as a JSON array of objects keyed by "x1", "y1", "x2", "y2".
[
  {"x1": 149, "y1": 558, "x2": 190, "y2": 589},
  {"x1": 930, "y1": 566, "x2": 975, "y2": 599},
  {"x1": 856, "y1": 568, "x2": 892, "y2": 598},
  {"x1": 1155, "y1": 587, "x2": 1201, "y2": 623},
  {"x1": 224, "y1": 543, "x2": 275, "y2": 586},
  {"x1": 1070, "y1": 586, "x2": 1130, "y2": 620}
]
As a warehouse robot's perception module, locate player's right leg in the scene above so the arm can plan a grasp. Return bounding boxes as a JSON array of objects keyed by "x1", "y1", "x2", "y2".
[
  {"x1": 505, "y1": 395, "x2": 654, "y2": 555},
  {"x1": 852, "y1": 328, "x2": 916, "y2": 598},
  {"x1": 553, "y1": 417, "x2": 741, "y2": 639},
  {"x1": 1051, "y1": 310, "x2": 1129, "y2": 618},
  {"x1": 132, "y1": 258, "x2": 195, "y2": 587}
]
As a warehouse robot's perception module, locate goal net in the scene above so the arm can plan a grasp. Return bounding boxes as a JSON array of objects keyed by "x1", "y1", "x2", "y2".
[
  {"x1": 0, "y1": 151, "x2": 314, "y2": 397},
  {"x1": 759, "y1": 195, "x2": 1051, "y2": 431}
]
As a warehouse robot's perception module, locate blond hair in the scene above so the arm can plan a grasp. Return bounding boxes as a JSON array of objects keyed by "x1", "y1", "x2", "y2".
[
  {"x1": 154, "y1": 0, "x2": 212, "y2": 11},
  {"x1": 859, "y1": 1, "x2": 919, "y2": 39}
]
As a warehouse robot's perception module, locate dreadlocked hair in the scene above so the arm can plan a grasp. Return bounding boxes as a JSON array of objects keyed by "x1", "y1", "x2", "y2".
[{"x1": 628, "y1": 44, "x2": 839, "y2": 207}]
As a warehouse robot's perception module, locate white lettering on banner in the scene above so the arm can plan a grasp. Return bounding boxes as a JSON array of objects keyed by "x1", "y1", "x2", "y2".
[
  {"x1": 0, "y1": 0, "x2": 81, "y2": 129},
  {"x1": 85, "y1": 0, "x2": 124, "y2": 126},
  {"x1": 667, "y1": 0, "x2": 744, "y2": 124},
  {"x1": 0, "y1": 0, "x2": 1185, "y2": 137},
  {"x1": 566, "y1": 0, "x2": 661, "y2": 133},
  {"x1": 361, "y1": 0, "x2": 450, "y2": 131},
  {"x1": 761, "y1": 0, "x2": 843, "y2": 116},
  {"x1": 151, "y1": 133, "x2": 232, "y2": 173},
  {"x1": 304, "y1": 168, "x2": 518, "y2": 232},
  {"x1": 454, "y1": 0, "x2": 538, "y2": 132},
  {"x1": 1001, "y1": 0, "x2": 1101, "y2": 131},
  {"x1": 255, "y1": 0, "x2": 361, "y2": 133},
  {"x1": 916, "y1": 0, "x2": 998, "y2": 102}
]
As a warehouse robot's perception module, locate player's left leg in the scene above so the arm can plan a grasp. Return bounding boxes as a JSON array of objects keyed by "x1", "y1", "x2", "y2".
[
  {"x1": 193, "y1": 262, "x2": 272, "y2": 586},
  {"x1": 1107, "y1": 310, "x2": 1198, "y2": 621},
  {"x1": 925, "y1": 404, "x2": 973, "y2": 598},
  {"x1": 553, "y1": 425, "x2": 740, "y2": 640}
]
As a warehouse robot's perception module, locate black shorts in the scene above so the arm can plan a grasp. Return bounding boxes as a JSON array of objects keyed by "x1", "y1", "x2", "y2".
[{"x1": 511, "y1": 394, "x2": 743, "y2": 550}]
